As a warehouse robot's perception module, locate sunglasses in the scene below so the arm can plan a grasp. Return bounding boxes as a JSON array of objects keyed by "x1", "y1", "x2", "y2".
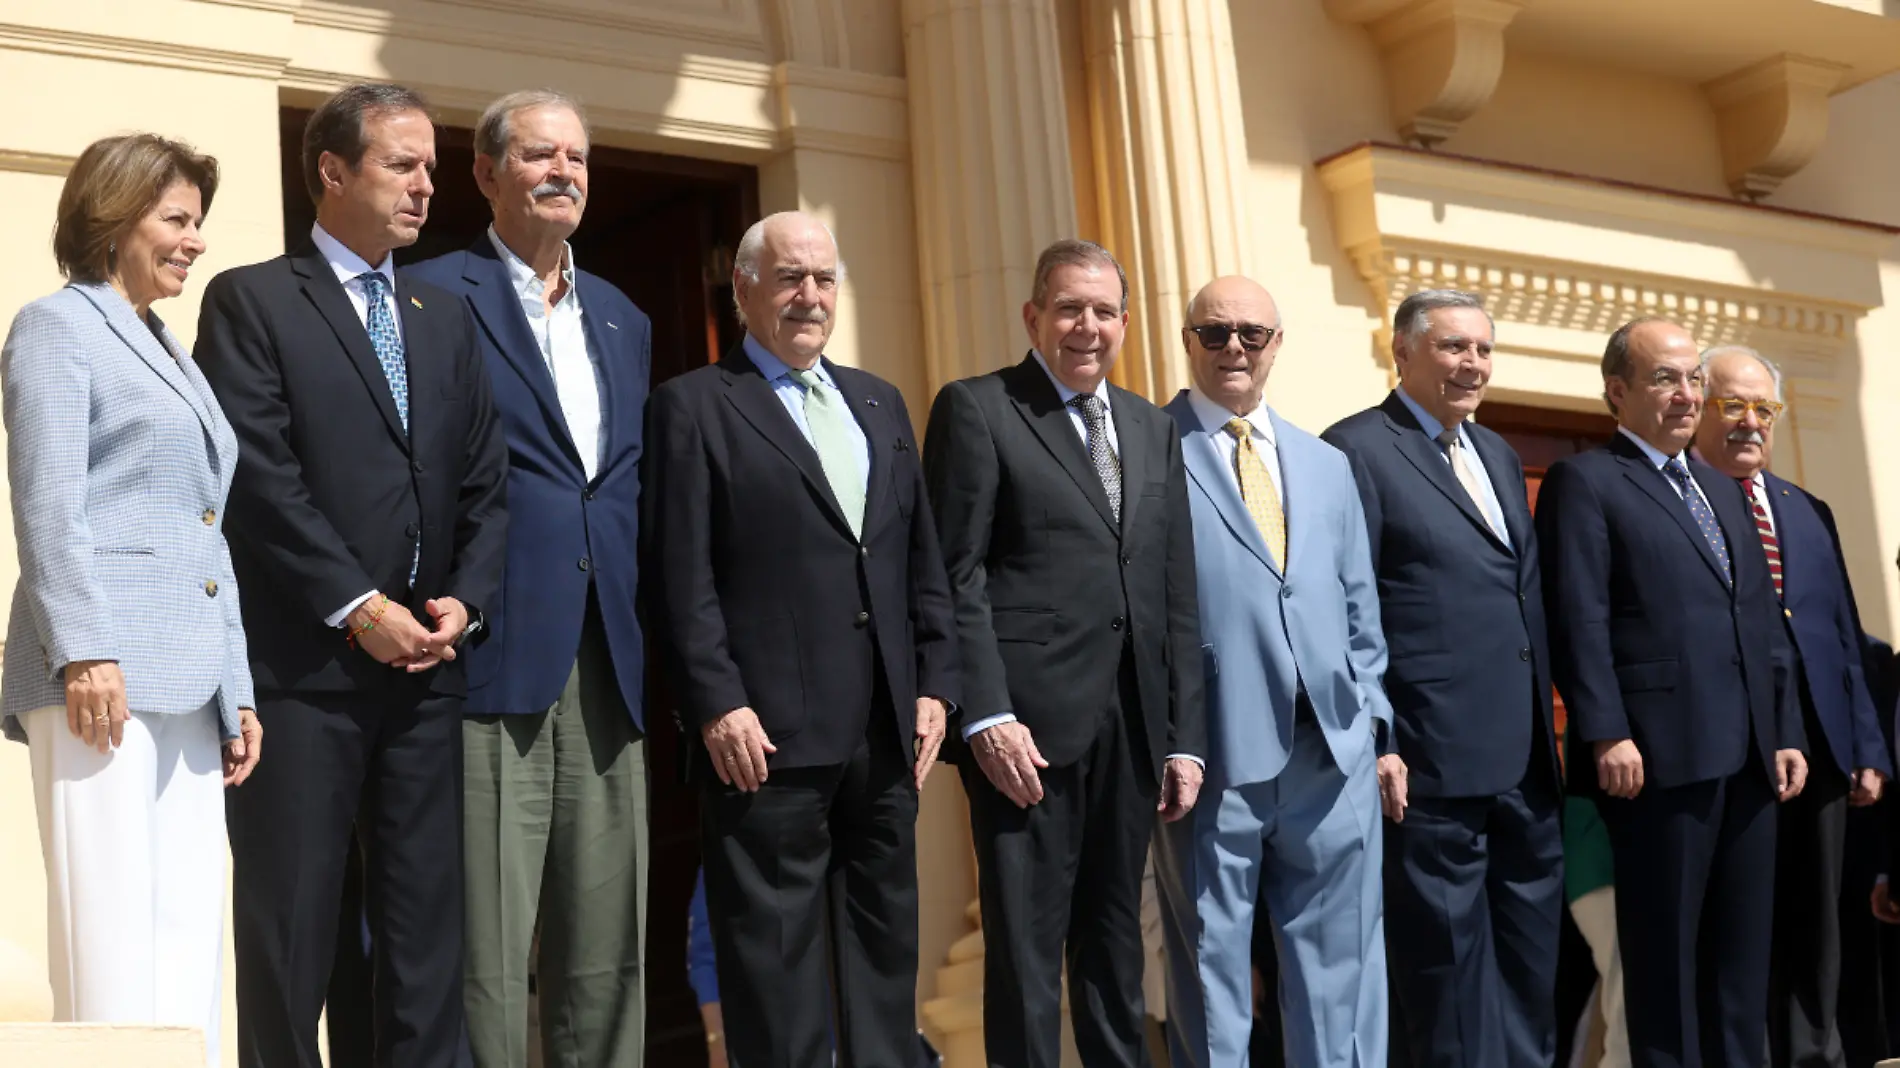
[{"x1": 1186, "y1": 323, "x2": 1277, "y2": 352}]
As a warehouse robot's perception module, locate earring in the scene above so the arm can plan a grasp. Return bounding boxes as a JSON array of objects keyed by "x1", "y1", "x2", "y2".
[{"x1": 108, "y1": 242, "x2": 116, "y2": 256}]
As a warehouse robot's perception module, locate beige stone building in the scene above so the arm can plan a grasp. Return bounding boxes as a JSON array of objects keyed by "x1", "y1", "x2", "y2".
[{"x1": 2, "y1": 0, "x2": 1899, "y2": 1064}]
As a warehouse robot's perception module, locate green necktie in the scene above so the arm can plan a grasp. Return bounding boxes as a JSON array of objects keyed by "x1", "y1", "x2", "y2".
[{"x1": 791, "y1": 368, "x2": 866, "y2": 537}]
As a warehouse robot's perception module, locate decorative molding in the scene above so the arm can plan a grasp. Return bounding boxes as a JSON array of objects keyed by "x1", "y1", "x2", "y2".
[
  {"x1": 0, "y1": 22, "x2": 288, "y2": 80},
  {"x1": 1324, "y1": 0, "x2": 1525, "y2": 146},
  {"x1": 413, "y1": 0, "x2": 766, "y2": 52},
  {"x1": 0, "y1": 149, "x2": 76, "y2": 177},
  {"x1": 1705, "y1": 54, "x2": 1848, "y2": 201},
  {"x1": 768, "y1": 0, "x2": 851, "y2": 67}
]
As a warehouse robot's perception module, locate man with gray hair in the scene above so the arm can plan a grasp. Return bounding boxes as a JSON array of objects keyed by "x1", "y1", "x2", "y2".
[
  {"x1": 403, "y1": 90, "x2": 652, "y2": 1067},
  {"x1": 1691, "y1": 345, "x2": 1889, "y2": 1068},
  {"x1": 1322, "y1": 290, "x2": 1563, "y2": 1067},
  {"x1": 647, "y1": 210, "x2": 959, "y2": 1068}
]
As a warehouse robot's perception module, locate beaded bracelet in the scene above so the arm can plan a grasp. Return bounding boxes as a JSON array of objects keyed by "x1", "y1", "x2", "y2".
[{"x1": 346, "y1": 595, "x2": 391, "y2": 649}]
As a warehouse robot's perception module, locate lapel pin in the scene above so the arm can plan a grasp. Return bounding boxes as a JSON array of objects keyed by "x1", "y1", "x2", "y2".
[
  {"x1": 409, "y1": 296, "x2": 424, "y2": 309},
  {"x1": 866, "y1": 397, "x2": 880, "y2": 407},
  {"x1": 607, "y1": 320, "x2": 620, "y2": 330}
]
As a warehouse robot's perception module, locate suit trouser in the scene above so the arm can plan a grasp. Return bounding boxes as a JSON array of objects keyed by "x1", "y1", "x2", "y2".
[
  {"x1": 462, "y1": 603, "x2": 648, "y2": 1068},
  {"x1": 1154, "y1": 707, "x2": 1386, "y2": 1068},
  {"x1": 1769, "y1": 711, "x2": 1849, "y2": 1068},
  {"x1": 25, "y1": 703, "x2": 227, "y2": 1068},
  {"x1": 701, "y1": 710, "x2": 921, "y2": 1068},
  {"x1": 965, "y1": 661, "x2": 1156, "y2": 1068},
  {"x1": 229, "y1": 686, "x2": 464, "y2": 1068},
  {"x1": 326, "y1": 836, "x2": 375, "y2": 1066},
  {"x1": 1384, "y1": 774, "x2": 1564, "y2": 1068},
  {"x1": 1597, "y1": 759, "x2": 1778, "y2": 1068}
]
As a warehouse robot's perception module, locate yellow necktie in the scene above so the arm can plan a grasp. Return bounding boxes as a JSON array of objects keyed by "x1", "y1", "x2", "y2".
[{"x1": 1225, "y1": 418, "x2": 1286, "y2": 570}]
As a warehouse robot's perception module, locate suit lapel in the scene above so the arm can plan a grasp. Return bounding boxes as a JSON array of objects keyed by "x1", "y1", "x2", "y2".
[
  {"x1": 1002, "y1": 355, "x2": 1117, "y2": 534},
  {"x1": 833, "y1": 363, "x2": 896, "y2": 541},
  {"x1": 462, "y1": 242, "x2": 578, "y2": 465},
  {"x1": 1762, "y1": 473, "x2": 1800, "y2": 600},
  {"x1": 291, "y1": 245, "x2": 408, "y2": 451},
  {"x1": 719, "y1": 349, "x2": 853, "y2": 538},
  {"x1": 1379, "y1": 393, "x2": 1507, "y2": 551},
  {"x1": 1269, "y1": 410, "x2": 1308, "y2": 575},
  {"x1": 74, "y1": 284, "x2": 218, "y2": 442},
  {"x1": 1170, "y1": 394, "x2": 1275, "y2": 574},
  {"x1": 1469, "y1": 426, "x2": 1528, "y2": 554},
  {"x1": 1610, "y1": 436, "x2": 1729, "y2": 587},
  {"x1": 1113, "y1": 389, "x2": 1147, "y2": 539}
]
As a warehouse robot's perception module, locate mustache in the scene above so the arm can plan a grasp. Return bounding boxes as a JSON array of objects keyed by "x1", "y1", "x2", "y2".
[
  {"x1": 1726, "y1": 428, "x2": 1765, "y2": 445},
  {"x1": 782, "y1": 305, "x2": 828, "y2": 324},
  {"x1": 531, "y1": 180, "x2": 583, "y2": 202}
]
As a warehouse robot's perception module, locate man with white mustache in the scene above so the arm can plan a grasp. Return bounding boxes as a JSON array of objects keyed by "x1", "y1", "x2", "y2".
[
  {"x1": 1322, "y1": 290, "x2": 1562, "y2": 1068},
  {"x1": 1691, "y1": 346, "x2": 1889, "y2": 1068},
  {"x1": 406, "y1": 89, "x2": 655, "y2": 1068}
]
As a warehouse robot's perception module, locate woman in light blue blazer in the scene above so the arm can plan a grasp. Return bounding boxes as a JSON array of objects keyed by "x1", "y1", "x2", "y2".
[{"x1": 1, "y1": 134, "x2": 260, "y2": 1068}]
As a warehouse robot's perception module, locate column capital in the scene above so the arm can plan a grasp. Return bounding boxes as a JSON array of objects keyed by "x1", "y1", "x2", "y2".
[
  {"x1": 1705, "y1": 54, "x2": 1849, "y2": 201},
  {"x1": 1326, "y1": 0, "x2": 1528, "y2": 147}
]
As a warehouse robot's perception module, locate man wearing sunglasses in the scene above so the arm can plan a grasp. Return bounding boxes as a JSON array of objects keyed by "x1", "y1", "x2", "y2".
[
  {"x1": 1321, "y1": 289, "x2": 1562, "y2": 1068},
  {"x1": 1154, "y1": 274, "x2": 1392, "y2": 1068},
  {"x1": 1691, "y1": 345, "x2": 1889, "y2": 1068}
]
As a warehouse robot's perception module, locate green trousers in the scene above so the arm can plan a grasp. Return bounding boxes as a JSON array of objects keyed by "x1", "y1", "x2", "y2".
[{"x1": 462, "y1": 620, "x2": 647, "y2": 1068}]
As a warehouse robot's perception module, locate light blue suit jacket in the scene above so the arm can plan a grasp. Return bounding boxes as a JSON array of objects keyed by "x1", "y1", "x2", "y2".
[
  {"x1": 2, "y1": 283, "x2": 251, "y2": 740},
  {"x1": 1165, "y1": 392, "x2": 1390, "y2": 792}
]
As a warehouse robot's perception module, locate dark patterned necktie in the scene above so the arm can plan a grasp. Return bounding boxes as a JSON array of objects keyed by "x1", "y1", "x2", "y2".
[
  {"x1": 1068, "y1": 393, "x2": 1121, "y2": 522},
  {"x1": 1742, "y1": 478, "x2": 1783, "y2": 600},
  {"x1": 1664, "y1": 456, "x2": 1729, "y2": 582}
]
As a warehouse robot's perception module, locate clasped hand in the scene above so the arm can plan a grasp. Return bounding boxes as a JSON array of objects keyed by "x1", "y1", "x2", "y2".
[{"x1": 351, "y1": 594, "x2": 468, "y2": 672}]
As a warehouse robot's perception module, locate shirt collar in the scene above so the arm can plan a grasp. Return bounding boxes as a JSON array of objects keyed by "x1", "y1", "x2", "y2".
[
  {"x1": 310, "y1": 223, "x2": 393, "y2": 290},
  {"x1": 1394, "y1": 386, "x2": 1467, "y2": 447},
  {"x1": 1031, "y1": 349, "x2": 1111, "y2": 413},
  {"x1": 744, "y1": 333, "x2": 833, "y2": 388},
  {"x1": 486, "y1": 226, "x2": 576, "y2": 300},
  {"x1": 1187, "y1": 387, "x2": 1276, "y2": 446},
  {"x1": 1618, "y1": 425, "x2": 1680, "y2": 470}
]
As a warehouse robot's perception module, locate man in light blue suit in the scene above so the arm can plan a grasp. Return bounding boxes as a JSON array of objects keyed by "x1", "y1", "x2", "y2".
[{"x1": 1156, "y1": 275, "x2": 1399, "y2": 1068}]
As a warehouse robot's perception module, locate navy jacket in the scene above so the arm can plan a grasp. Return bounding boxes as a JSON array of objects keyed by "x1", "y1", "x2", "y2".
[
  {"x1": 1762, "y1": 471, "x2": 1892, "y2": 777},
  {"x1": 1323, "y1": 392, "x2": 1557, "y2": 799},
  {"x1": 1538, "y1": 432, "x2": 1802, "y2": 792},
  {"x1": 406, "y1": 239, "x2": 650, "y2": 725}
]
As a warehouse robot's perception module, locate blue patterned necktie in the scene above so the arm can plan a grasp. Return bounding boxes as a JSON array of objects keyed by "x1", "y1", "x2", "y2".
[
  {"x1": 356, "y1": 272, "x2": 409, "y2": 432},
  {"x1": 1663, "y1": 456, "x2": 1729, "y2": 581}
]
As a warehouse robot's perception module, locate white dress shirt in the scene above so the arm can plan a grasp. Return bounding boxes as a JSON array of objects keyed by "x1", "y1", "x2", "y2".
[
  {"x1": 311, "y1": 224, "x2": 406, "y2": 628},
  {"x1": 488, "y1": 227, "x2": 603, "y2": 481},
  {"x1": 1617, "y1": 426, "x2": 1718, "y2": 517},
  {"x1": 741, "y1": 334, "x2": 871, "y2": 486},
  {"x1": 1393, "y1": 388, "x2": 1510, "y2": 544},
  {"x1": 1187, "y1": 387, "x2": 1285, "y2": 503}
]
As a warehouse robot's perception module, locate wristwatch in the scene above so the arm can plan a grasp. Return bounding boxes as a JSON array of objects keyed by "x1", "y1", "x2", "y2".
[{"x1": 455, "y1": 607, "x2": 484, "y2": 647}]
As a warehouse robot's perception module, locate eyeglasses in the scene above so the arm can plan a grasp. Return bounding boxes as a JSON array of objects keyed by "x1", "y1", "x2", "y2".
[
  {"x1": 1637, "y1": 368, "x2": 1706, "y2": 393},
  {"x1": 1707, "y1": 396, "x2": 1785, "y2": 425},
  {"x1": 1186, "y1": 323, "x2": 1277, "y2": 352}
]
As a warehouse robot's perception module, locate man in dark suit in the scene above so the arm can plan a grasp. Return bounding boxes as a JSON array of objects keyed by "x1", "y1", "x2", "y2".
[
  {"x1": 1538, "y1": 316, "x2": 1806, "y2": 1068},
  {"x1": 645, "y1": 210, "x2": 958, "y2": 1068},
  {"x1": 1322, "y1": 289, "x2": 1563, "y2": 1068},
  {"x1": 1689, "y1": 345, "x2": 1891, "y2": 1068},
  {"x1": 406, "y1": 90, "x2": 651, "y2": 1068},
  {"x1": 924, "y1": 239, "x2": 1204, "y2": 1068},
  {"x1": 196, "y1": 83, "x2": 508, "y2": 1068}
]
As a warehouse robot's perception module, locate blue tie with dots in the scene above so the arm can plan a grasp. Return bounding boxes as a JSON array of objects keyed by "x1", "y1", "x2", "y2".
[
  {"x1": 1664, "y1": 456, "x2": 1729, "y2": 582},
  {"x1": 356, "y1": 272, "x2": 408, "y2": 432}
]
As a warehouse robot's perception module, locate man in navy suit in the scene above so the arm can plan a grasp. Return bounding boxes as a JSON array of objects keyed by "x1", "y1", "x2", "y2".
[
  {"x1": 1322, "y1": 290, "x2": 1562, "y2": 1068},
  {"x1": 406, "y1": 90, "x2": 652, "y2": 1068},
  {"x1": 1538, "y1": 316, "x2": 1808, "y2": 1068},
  {"x1": 1690, "y1": 345, "x2": 1889, "y2": 1068}
]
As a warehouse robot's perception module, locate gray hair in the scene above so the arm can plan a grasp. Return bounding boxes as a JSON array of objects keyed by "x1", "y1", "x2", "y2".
[
  {"x1": 1600, "y1": 316, "x2": 1677, "y2": 415},
  {"x1": 1031, "y1": 239, "x2": 1128, "y2": 313},
  {"x1": 474, "y1": 89, "x2": 590, "y2": 162},
  {"x1": 1393, "y1": 289, "x2": 1493, "y2": 342},
  {"x1": 731, "y1": 213, "x2": 847, "y2": 322},
  {"x1": 1699, "y1": 344, "x2": 1785, "y2": 402}
]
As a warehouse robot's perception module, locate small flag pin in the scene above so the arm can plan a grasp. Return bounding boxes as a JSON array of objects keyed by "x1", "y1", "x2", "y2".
[
  {"x1": 866, "y1": 398, "x2": 880, "y2": 407},
  {"x1": 607, "y1": 321, "x2": 620, "y2": 331},
  {"x1": 410, "y1": 296, "x2": 424, "y2": 309}
]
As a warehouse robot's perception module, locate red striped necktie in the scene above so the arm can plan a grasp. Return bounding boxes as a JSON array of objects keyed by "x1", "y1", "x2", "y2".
[{"x1": 1741, "y1": 478, "x2": 1783, "y2": 601}]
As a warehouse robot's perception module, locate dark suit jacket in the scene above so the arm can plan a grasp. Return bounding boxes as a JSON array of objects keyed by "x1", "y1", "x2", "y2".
[
  {"x1": 922, "y1": 353, "x2": 1204, "y2": 782},
  {"x1": 195, "y1": 241, "x2": 508, "y2": 695},
  {"x1": 644, "y1": 344, "x2": 959, "y2": 769},
  {"x1": 1537, "y1": 431, "x2": 1801, "y2": 791},
  {"x1": 405, "y1": 240, "x2": 650, "y2": 725},
  {"x1": 1322, "y1": 392, "x2": 1556, "y2": 799},
  {"x1": 1762, "y1": 471, "x2": 1893, "y2": 777}
]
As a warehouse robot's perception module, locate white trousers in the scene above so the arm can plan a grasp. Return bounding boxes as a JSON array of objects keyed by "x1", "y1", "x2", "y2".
[
  {"x1": 1569, "y1": 886, "x2": 1631, "y2": 1068},
  {"x1": 25, "y1": 703, "x2": 227, "y2": 1068}
]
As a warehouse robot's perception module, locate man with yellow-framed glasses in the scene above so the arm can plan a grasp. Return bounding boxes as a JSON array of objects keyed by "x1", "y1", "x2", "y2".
[{"x1": 1691, "y1": 344, "x2": 1891, "y2": 1068}]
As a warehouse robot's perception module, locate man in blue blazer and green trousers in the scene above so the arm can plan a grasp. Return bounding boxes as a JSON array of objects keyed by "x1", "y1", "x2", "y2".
[{"x1": 407, "y1": 90, "x2": 652, "y2": 1068}]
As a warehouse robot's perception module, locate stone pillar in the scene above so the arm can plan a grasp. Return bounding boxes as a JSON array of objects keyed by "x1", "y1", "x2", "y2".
[
  {"x1": 1083, "y1": 0, "x2": 1254, "y2": 401},
  {"x1": 901, "y1": 0, "x2": 1080, "y2": 394}
]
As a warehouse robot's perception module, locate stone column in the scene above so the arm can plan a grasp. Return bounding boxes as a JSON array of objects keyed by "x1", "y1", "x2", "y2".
[
  {"x1": 1084, "y1": 0, "x2": 1254, "y2": 400},
  {"x1": 901, "y1": 0, "x2": 1080, "y2": 394}
]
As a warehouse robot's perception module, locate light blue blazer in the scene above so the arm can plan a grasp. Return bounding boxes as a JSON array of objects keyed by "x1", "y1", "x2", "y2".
[
  {"x1": 1, "y1": 283, "x2": 251, "y2": 741},
  {"x1": 1164, "y1": 392, "x2": 1391, "y2": 793}
]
